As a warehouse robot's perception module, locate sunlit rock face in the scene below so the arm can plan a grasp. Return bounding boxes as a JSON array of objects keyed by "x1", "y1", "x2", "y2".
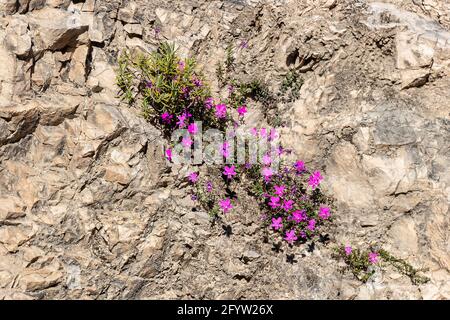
[{"x1": 0, "y1": 0, "x2": 449, "y2": 299}]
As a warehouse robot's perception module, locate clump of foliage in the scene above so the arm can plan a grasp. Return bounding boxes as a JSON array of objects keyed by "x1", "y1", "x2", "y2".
[
  {"x1": 116, "y1": 43, "x2": 227, "y2": 136},
  {"x1": 280, "y1": 69, "x2": 303, "y2": 102},
  {"x1": 334, "y1": 245, "x2": 430, "y2": 285}
]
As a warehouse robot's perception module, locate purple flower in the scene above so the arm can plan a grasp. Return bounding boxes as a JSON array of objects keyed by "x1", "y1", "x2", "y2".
[
  {"x1": 250, "y1": 128, "x2": 258, "y2": 137},
  {"x1": 165, "y1": 148, "x2": 173, "y2": 162},
  {"x1": 215, "y1": 104, "x2": 227, "y2": 119},
  {"x1": 260, "y1": 128, "x2": 267, "y2": 137},
  {"x1": 291, "y1": 210, "x2": 306, "y2": 223},
  {"x1": 318, "y1": 206, "x2": 331, "y2": 220},
  {"x1": 181, "y1": 136, "x2": 193, "y2": 148},
  {"x1": 308, "y1": 171, "x2": 323, "y2": 189},
  {"x1": 345, "y1": 246, "x2": 352, "y2": 256},
  {"x1": 284, "y1": 229, "x2": 298, "y2": 244},
  {"x1": 219, "y1": 198, "x2": 233, "y2": 213},
  {"x1": 145, "y1": 80, "x2": 153, "y2": 88},
  {"x1": 262, "y1": 167, "x2": 274, "y2": 182},
  {"x1": 237, "y1": 105, "x2": 247, "y2": 117},
  {"x1": 176, "y1": 114, "x2": 187, "y2": 128},
  {"x1": 161, "y1": 112, "x2": 173, "y2": 124},
  {"x1": 271, "y1": 217, "x2": 283, "y2": 230},
  {"x1": 221, "y1": 141, "x2": 231, "y2": 159},
  {"x1": 206, "y1": 181, "x2": 213, "y2": 192},
  {"x1": 294, "y1": 160, "x2": 306, "y2": 173},
  {"x1": 227, "y1": 85, "x2": 234, "y2": 94},
  {"x1": 192, "y1": 76, "x2": 202, "y2": 87},
  {"x1": 268, "y1": 129, "x2": 278, "y2": 141},
  {"x1": 369, "y1": 252, "x2": 379, "y2": 264},
  {"x1": 262, "y1": 154, "x2": 272, "y2": 166},
  {"x1": 307, "y1": 219, "x2": 316, "y2": 231},
  {"x1": 181, "y1": 86, "x2": 190, "y2": 98},
  {"x1": 282, "y1": 200, "x2": 294, "y2": 212},
  {"x1": 188, "y1": 172, "x2": 199, "y2": 183},
  {"x1": 274, "y1": 185, "x2": 285, "y2": 197},
  {"x1": 239, "y1": 39, "x2": 249, "y2": 49},
  {"x1": 268, "y1": 196, "x2": 280, "y2": 209},
  {"x1": 223, "y1": 165, "x2": 236, "y2": 180},
  {"x1": 204, "y1": 97, "x2": 214, "y2": 109},
  {"x1": 188, "y1": 123, "x2": 198, "y2": 135}
]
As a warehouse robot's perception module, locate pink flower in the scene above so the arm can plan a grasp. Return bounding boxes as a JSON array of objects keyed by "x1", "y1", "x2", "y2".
[
  {"x1": 237, "y1": 105, "x2": 247, "y2": 117},
  {"x1": 271, "y1": 217, "x2": 283, "y2": 230},
  {"x1": 223, "y1": 165, "x2": 236, "y2": 179},
  {"x1": 291, "y1": 210, "x2": 306, "y2": 223},
  {"x1": 369, "y1": 252, "x2": 379, "y2": 264},
  {"x1": 294, "y1": 160, "x2": 305, "y2": 173},
  {"x1": 307, "y1": 219, "x2": 316, "y2": 231},
  {"x1": 345, "y1": 246, "x2": 352, "y2": 256},
  {"x1": 215, "y1": 104, "x2": 227, "y2": 119},
  {"x1": 284, "y1": 229, "x2": 297, "y2": 244},
  {"x1": 165, "y1": 148, "x2": 173, "y2": 162},
  {"x1": 176, "y1": 114, "x2": 187, "y2": 128},
  {"x1": 219, "y1": 198, "x2": 233, "y2": 213},
  {"x1": 161, "y1": 112, "x2": 173, "y2": 124},
  {"x1": 268, "y1": 196, "x2": 280, "y2": 209},
  {"x1": 206, "y1": 181, "x2": 213, "y2": 192},
  {"x1": 204, "y1": 97, "x2": 214, "y2": 109},
  {"x1": 221, "y1": 141, "x2": 231, "y2": 158},
  {"x1": 282, "y1": 200, "x2": 294, "y2": 211},
  {"x1": 262, "y1": 154, "x2": 272, "y2": 166},
  {"x1": 250, "y1": 128, "x2": 258, "y2": 137},
  {"x1": 268, "y1": 128, "x2": 278, "y2": 141},
  {"x1": 318, "y1": 206, "x2": 331, "y2": 219},
  {"x1": 188, "y1": 123, "x2": 198, "y2": 135},
  {"x1": 262, "y1": 167, "x2": 273, "y2": 182},
  {"x1": 188, "y1": 172, "x2": 199, "y2": 183},
  {"x1": 260, "y1": 128, "x2": 267, "y2": 137},
  {"x1": 181, "y1": 136, "x2": 193, "y2": 148},
  {"x1": 308, "y1": 171, "x2": 323, "y2": 189},
  {"x1": 193, "y1": 77, "x2": 202, "y2": 87},
  {"x1": 274, "y1": 185, "x2": 285, "y2": 197}
]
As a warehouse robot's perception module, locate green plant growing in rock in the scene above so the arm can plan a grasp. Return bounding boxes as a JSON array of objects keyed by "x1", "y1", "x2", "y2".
[
  {"x1": 116, "y1": 42, "x2": 224, "y2": 137},
  {"x1": 334, "y1": 245, "x2": 430, "y2": 285},
  {"x1": 280, "y1": 69, "x2": 303, "y2": 102}
]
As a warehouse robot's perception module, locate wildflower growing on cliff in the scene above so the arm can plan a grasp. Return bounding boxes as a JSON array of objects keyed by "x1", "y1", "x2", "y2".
[
  {"x1": 192, "y1": 76, "x2": 202, "y2": 87},
  {"x1": 215, "y1": 104, "x2": 227, "y2": 119},
  {"x1": 165, "y1": 148, "x2": 172, "y2": 162},
  {"x1": 308, "y1": 171, "x2": 323, "y2": 189},
  {"x1": 239, "y1": 39, "x2": 249, "y2": 49},
  {"x1": 161, "y1": 112, "x2": 173, "y2": 124},
  {"x1": 223, "y1": 165, "x2": 237, "y2": 180},
  {"x1": 145, "y1": 80, "x2": 153, "y2": 88},
  {"x1": 188, "y1": 172, "x2": 199, "y2": 184},
  {"x1": 345, "y1": 246, "x2": 352, "y2": 256},
  {"x1": 292, "y1": 210, "x2": 306, "y2": 223},
  {"x1": 307, "y1": 219, "x2": 316, "y2": 231},
  {"x1": 268, "y1": 196, "x2": 281, "y2": 209},
  {"x1": 260, "y1": 128, "x2": 267, "y2": 138},
  {"x1": 188, "y1": 123, "x2": 198, "y2": 135},
  {"x1": 271, "y1": 217, "x2": 283, "y2": 230},
  {"x1": 274, "y1": 185, "x2": 285, "y2": 197},
  {"x1": 176, "y1": 114, "x2": 187, "y2": 128},
  {"x1": 268, "y1": 128, "x2": 278, "y2": 141},
  {"x1": 204, "y1": 97, "x2": 214, "y2": 109},
  {"x1": 262, "y1": 154, "x2": 272, "y2": 166},
  {"x1": 237, "y1": 105, "x2": 247, "y2": 117},
  {"x1": 318, "y1": 206, "x2": 331, "y2": 220},
  {"x1": 221, "y1": 141, "x2": 231, "y2": 159},
  {"x1": 369, "y1": 252, "x2": 379, "y2": 264},
  {"x1": 250, "y1": 128, "x2": 258, "y2": 137},
  {"x1": 294, "y1": 160, "x2": 305, "y2": 173},
  {"x1": 262, "y1": 167, "x2": 274, "y2": 182},
  {"x1": 282, "y1": 200, "x2": 294, "y2": 212},
  {"x1": 206, "y1": 181, "x2": 213, "y2": 192},
  {"x1": 181, "y1": 136, "x2": 193, "y2": 148},
  {"x1": 284, "y1": 229, "x2": 298, "y2": 244},
  {"x1": 219, "y1": 198, "x2": 233, "y2": 213}
]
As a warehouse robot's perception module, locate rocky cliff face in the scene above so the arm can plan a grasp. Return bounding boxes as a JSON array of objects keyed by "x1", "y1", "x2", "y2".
[{"x1": 0, "y1": 0, "x2": 448, "y2": 299}]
